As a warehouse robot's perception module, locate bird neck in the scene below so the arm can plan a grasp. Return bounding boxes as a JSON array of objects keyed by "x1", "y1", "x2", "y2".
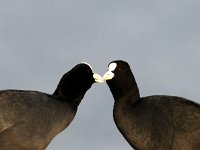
[
  {"x1": 52, "y1": 74, "x2": 90, "y2": 106},
  {"x1": 114, "y1": 90, "x2": 140, "y2": 112},
  {"x1": 109, "y1": 80, "x2": 140, "y2": 105},
  {"x1": 53, "y1": 85, "x2": 87, "y2": 106}
]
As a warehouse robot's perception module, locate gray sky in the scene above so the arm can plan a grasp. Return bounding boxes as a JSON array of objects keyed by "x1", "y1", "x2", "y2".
[{"x1": 0, "y1": 0, "x2": 200, "y2": 149}]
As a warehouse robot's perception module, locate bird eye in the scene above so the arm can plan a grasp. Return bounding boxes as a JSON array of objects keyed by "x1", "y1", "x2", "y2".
[
  {"x1": 87, "y1": 68, "x2": 91, "y2": 73},
  {"x1": 118, "y1": 66, "x2": 126, "y2": 71}
]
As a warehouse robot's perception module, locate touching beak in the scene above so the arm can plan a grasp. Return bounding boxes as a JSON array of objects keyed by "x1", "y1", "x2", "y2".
[
  {"x1": 103, "y1": 71, "x2": 114, "y2": 80},
  {"x1": 93, "y1": 73, "x2": 104, "y2": 83}
]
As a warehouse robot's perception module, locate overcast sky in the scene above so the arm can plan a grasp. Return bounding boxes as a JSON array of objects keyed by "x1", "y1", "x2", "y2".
[{"x1": 0, "y1": 0, "x2": 200, "y2": 150}]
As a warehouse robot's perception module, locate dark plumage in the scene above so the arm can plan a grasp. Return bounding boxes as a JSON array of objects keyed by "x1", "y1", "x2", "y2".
[
  {"x1": 0, "y1": 63, "x2": 103, "y2": 150},
  {"x1": 103, "y1": 60, "x2": 200, "y2": 150}
]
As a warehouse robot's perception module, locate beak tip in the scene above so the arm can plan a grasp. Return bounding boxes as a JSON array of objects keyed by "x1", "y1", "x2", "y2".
[
  {"x1": 103, "y1": 71, "x2": 114, "y2": 80},
  {"x1": 93, "y1": 73, "x2": 104, "y2": 83}
]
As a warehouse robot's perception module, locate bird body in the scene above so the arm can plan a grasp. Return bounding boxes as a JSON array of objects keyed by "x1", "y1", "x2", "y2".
[
  {"x1": 0, "y1": 90, "x2": 76, "y2": 150},
  {"x1": 0, "y1": 63, "x2": 103, "y2": 150},
  {"x1": 104, "y1": 60, "x2": 200, "y2": 150},
  {"x1": 114, "y1": 95, "x2": 200, "y2": 150}
]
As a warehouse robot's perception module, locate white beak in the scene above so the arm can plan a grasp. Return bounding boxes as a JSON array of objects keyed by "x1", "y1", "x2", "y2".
[
  {"x1": 93, "y1": 73, "x2": 104, "y2": 83},
  {"x1": 103, "y1": 71, "x2": 114, "y2": 80}
]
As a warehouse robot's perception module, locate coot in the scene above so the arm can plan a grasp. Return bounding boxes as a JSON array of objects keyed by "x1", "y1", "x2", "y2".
[
  {"x1": 103, "y1": 60, "x2": 200, "y2": 150},
  {"x1": 0, "y1": 62, "x2": 103, "y2": 150}
]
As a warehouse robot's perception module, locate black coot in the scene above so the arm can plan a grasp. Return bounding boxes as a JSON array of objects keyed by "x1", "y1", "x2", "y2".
[
  {"x1": 0, "y1": 62, "x2": 103, "y2": 150},
  {"x1": 103, "y1": 60, "x2": 200, "y2": 150}
]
